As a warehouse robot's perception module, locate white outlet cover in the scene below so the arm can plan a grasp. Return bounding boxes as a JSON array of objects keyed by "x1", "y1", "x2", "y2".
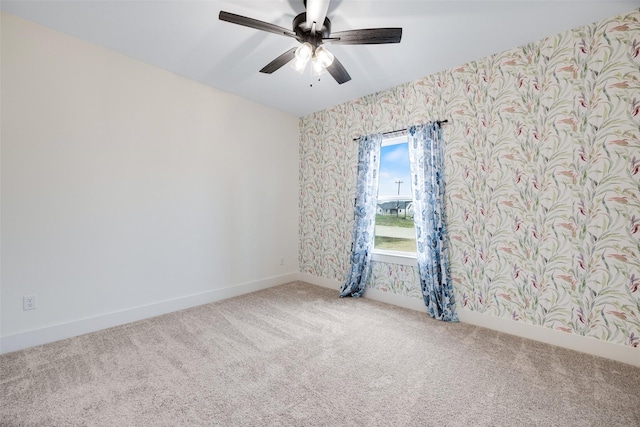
[{"x1": 23, "y1": 295, "x2": 37, "y2": 310}]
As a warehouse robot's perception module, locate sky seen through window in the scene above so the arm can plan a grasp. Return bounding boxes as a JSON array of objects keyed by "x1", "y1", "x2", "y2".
[{"x1": 379, "y1": 142, "x2": 411, "y2": 197}]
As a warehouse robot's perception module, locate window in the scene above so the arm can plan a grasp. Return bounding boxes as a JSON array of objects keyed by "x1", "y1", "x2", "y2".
[{"x1": 373, "y1": 135, "x2": 417, "y2": 265}]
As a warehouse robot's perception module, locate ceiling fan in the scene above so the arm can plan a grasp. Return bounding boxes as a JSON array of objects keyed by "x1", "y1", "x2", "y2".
[{"x1": 219, "y1": 0, "x2": 402, "y2": 84}]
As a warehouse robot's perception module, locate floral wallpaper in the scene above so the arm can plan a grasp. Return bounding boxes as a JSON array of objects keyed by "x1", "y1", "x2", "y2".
[
  {"x1": 299, "y1": 9, "x2": 640, "y2": 348},
  {"x1": 368, "y1": 262, "x2": 422, "y2": 298}
]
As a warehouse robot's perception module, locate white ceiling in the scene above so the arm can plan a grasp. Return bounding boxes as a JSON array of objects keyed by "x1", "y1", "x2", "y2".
[{"x1": 2, "y1": 1, "x2": 639, "y2": 117}]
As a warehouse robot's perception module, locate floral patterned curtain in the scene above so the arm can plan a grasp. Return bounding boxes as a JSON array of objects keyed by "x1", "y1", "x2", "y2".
[
  {"x1": 408, "y1": 123, "x2": 458, "y2": 321},
  {"x1": 340, "y1": 134, "x2": 382, "y2": 298}
]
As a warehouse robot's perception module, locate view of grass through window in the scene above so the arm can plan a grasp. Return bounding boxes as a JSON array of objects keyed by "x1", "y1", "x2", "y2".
[
  {"x1": 375, "y1": 213, "x2": 416, "y2": 252},
  {"x1": 375, "y1": 140, "x2": 416, "y2": 253}
]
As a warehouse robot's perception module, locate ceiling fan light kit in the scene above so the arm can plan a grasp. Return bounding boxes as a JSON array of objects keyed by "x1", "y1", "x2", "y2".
[
  {"x1": 218, "y1": 0, "x2": 402, "y2": 84},
  {"x1": 294, "y1": 44, "x2": 334, "y2": 76}
]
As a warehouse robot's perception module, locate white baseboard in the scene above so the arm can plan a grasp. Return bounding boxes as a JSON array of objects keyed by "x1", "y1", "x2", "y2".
[
  {"x1": 297, "y1": 273, "x2": 640, "y2": 367},
  {"x1": 456, "y1": 309, "x2": 639, "y2": 367},
  {"x1": 0, "y1": 273, "x2": 298, "y2": 355},
  {"x1": 297, "y1": 273, "x2": 342, "y2": 291}
]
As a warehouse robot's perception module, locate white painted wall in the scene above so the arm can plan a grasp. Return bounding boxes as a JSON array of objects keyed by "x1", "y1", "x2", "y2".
[{"x1": 0, "y1": 13, "x2": 299, "y2": 349}]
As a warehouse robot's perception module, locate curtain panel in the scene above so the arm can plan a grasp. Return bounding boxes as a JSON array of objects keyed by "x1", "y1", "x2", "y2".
[
  {"x1": 408, "y1": 123, "x2": 459, "y2": 322},
  {"x1": 340, "y1": 134, "x2": 382, "y2": 298}
]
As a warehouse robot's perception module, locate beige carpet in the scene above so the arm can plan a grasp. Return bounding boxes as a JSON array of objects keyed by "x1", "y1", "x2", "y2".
[{"x1": 1, "y1": 281, "x2": 639, "y2": 426}]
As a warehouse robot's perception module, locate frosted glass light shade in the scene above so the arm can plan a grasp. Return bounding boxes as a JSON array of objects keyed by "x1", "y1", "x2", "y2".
[
  {"x1": 311, "y1": 45, "x2": 334, "y2": 75},
  {"x1": 296, "y1": 42, "x2": 313, "y2": 61},
  {"x1": 315, "y1": 46, "x2": 334, "y2": 68},
  {"x1": 291, "y1": 42, "x2": 313, "y2": 73}
]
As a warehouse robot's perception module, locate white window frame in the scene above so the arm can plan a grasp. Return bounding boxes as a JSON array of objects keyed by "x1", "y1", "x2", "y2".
[{"x1": 372, "y1": 135, "x2": 417, "y2": 267}]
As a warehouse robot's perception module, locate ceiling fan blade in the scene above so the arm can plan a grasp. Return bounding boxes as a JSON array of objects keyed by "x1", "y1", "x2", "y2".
[
  {"x1": 219, "y1": 11, "x2": 297, "y2": 38},
  {"x1": 326, "y1": 56, "x2": 351, "y2": 84},
  {"x1": 260, "y1": 47, "x2": 298, "y2": 74},
  {"x1": 305, "y1": 0, "x2": 330, "y2": 30},
  {"x1": 329, "y1": 28, "x2": 402, "y2": 45}
]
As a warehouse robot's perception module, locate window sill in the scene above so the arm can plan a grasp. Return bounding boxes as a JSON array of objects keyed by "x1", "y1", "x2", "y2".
[{"x1": 371, "y1": 250, "x2": 417, "y2": 267}]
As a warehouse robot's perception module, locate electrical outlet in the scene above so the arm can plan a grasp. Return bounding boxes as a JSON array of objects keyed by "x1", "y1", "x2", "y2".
[
  {"x1": 23, "y1": 295, "x2": 37, "y2": 311},
  {"x1": 280, "y1": 257, "x2": 285, "y2": 266}
]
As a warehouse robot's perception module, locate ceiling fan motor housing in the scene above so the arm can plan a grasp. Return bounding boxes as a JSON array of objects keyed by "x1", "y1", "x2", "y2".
[{"x1": 293, "y1": 12, "x2": 331, "y2": 45}]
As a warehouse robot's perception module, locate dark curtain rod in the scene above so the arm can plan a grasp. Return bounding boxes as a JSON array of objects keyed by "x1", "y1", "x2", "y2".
[{"x1": 353, "y1": 120, "x2": 449, "y2": 141}]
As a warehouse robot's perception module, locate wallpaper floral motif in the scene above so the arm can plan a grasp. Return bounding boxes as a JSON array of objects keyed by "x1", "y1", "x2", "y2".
[
  {"x1": 299, "y1": 9, "x2": 640, "y2": 348},
  {"x1": 368, "y1": 262, "x2": 422, "y2": 298}
]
